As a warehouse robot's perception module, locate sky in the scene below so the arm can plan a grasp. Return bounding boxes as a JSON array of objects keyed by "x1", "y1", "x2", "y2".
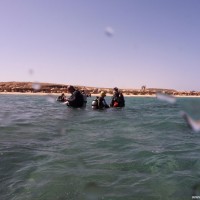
[{"x1": 0, "y1": 0, "x2": 200, "y2": 91}]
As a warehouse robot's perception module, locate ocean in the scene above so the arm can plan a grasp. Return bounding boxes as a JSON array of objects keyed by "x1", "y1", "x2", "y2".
[{"x1": 1, "y1": 94, "x2": 200, "y2": 200}]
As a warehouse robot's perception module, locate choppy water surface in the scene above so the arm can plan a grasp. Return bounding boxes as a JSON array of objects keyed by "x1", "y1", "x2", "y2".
[{"x1": 1, "y1": 94, "x2": 200, "y2": 200}]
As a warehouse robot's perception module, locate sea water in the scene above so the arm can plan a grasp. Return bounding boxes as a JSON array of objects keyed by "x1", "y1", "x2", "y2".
[{"x1": 1, "y1": 94, "x2": 200, "y2": 200}]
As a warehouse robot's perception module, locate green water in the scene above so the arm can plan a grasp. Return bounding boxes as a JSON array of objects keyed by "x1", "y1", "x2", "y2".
[{"x1": 1, "y1": 95, "x2": 200, "y2": 200}]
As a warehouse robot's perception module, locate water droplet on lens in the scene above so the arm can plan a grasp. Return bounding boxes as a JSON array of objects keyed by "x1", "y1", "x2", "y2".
[
  {"x1": 84, "y1": 182, "x2": 101, "y2": 199},
  {"x1": 156, "y1": 92, "x2": 176, "y2": 104},
  {"x1": 28, "y1": 178, "x2": 35, "y2": 183},
  {"x1": 28, "y1": 69, "x2": 34, "y2": 75},
  {"x1": 180, "y1": 111, "x2": 200, "y2": 132},
  {"x1": 1, "y1": 112, "x2": 12, "y2": 126},
  {"x1": 60, "y1": 128, "x2": 66, "y2": 135},
  {"x1": 105, "y1": 26, "x2": 114, "y2": 37},
  {"x1": 46, "y1": 95, "x2": 56, "y2": 103},
  {"x1": 32, "y1": 82, "x2": 41, "y2": 90}
]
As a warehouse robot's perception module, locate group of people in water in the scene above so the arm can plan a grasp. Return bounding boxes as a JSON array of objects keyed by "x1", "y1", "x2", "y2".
[{"x1": 57, "y1": 85, "x2": 125, "y2": 109}]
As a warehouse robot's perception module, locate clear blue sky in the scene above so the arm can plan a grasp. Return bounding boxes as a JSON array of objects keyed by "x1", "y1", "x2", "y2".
[{"x1": 0, "y1": 0, "x2": 200, "y2": 91}]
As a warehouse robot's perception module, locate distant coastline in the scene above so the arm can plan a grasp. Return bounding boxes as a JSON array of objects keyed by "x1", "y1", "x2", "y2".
[{"x1": 0, "y1": 81, "x2": 200, "y2": 97}]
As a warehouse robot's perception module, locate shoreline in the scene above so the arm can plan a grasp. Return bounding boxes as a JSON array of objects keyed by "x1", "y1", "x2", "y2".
[{"x1": 1, "y1": 92, "x2": 200, "y2": 98}]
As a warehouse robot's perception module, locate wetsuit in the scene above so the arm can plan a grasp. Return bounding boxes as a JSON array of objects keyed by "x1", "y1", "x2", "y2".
[
  {"x1": 92, "y1": 97, "x2": 109, "y2": 109},
  {"x1": 82, "y1": 93, "x2": 87, "y2": 107},
  {"x1": 110, "y1": 92, "x2": 125, "y2": 107},
  {"x1": 57, "y1": 94, "x2": 66, "y2": 102},
  {"x1": 67, "y1": 90, "x2": 84, "y2": 108}
]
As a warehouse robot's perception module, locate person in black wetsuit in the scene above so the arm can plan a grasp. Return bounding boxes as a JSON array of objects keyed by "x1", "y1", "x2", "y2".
[
  {"x1": 81, "y1": 90, "x2": 87, "y2": 107},
  {"x1": 110, "y1": 87, "x2": 125, "y2": 107},
  {"x1": 66, "y1": 85, "x2": 84, "y2": 108},
  {"x1": 92, "y1": 91, "x2": 109, "y2": 109},
  {"x1": 57, "y1": 93, "x2": 66, "y2": 102}
]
